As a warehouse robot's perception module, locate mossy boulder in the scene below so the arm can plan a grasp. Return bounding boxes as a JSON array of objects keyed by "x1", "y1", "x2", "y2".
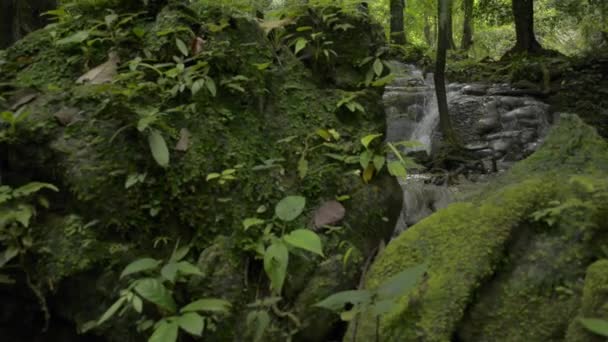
[{"x1": 349, "y1": 115, "x2": 608, "y2": 341}]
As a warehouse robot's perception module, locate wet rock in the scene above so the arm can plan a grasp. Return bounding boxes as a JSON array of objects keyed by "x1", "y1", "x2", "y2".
[
  {"x1": 462, "y1": 83, "x2": 489, "y2": 95},
  {"x1": 501, "y1": 106, "x2": 545, "y2": 122}
]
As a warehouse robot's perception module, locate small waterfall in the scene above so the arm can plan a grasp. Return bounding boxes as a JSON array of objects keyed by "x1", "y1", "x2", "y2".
[{"x1": 384, "y1": 61, "x2": 552, "y2": 239}]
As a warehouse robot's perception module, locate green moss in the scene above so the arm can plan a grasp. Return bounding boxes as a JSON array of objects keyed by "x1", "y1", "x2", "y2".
[
  {"x1": 566, "y1": 260, "x2": 608, "y2": 342},
  {"x1": 350, "y1": 115, "x2": 608, "y2": 341}
]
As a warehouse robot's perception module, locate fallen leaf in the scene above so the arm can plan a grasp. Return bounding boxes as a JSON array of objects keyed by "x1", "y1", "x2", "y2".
[
  {"x1": 53, "y1": 107, "x2": 80, "y2": 126},
  {"x1": 76, "y1": 51, "x2": 120, "y2": 85},
  {"x1": 191, "y1": 37, "x2": 205, "y2": 55},
  {"x1": 175, "y1": 128, "x2": 191, "y2": 152},
  {"x1": 314, "y1": 200, "x2": 346, "y2": 229}
]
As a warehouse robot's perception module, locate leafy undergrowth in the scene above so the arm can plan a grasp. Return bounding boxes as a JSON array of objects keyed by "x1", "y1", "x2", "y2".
[{"x1": 0, "y1": 1, "x2": 410, "y2": 341}]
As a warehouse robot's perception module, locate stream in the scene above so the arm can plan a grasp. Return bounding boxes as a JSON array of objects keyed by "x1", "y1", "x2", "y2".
[{"x1": 384, "y1": 61, "x2": 554, "y2": 237}]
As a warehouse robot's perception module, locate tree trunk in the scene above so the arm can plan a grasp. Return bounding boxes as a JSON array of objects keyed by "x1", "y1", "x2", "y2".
[
  {"x1": 509, "y1": 0, "x2": 542, "y2": 53},
  {"x1": 435, "y1": 0, "x2": 459, "y2": 146},
  {"x1": 390, "y1": 0, "x2": 406, "y2": 45},
  {"x1": 461, "y1": 0, "x2": 474, "y2": 50},
  {"x1": 0, "y1": 1, "x2": 15, "y2": 49},
  {"x1": 1, "y1": 0, "x2": 56, "y2": 48},
  {"x1": 445, "y1": 0, "x2": 456, "y2": 50},
  {"x1": 424, "y1": 16, "x2": 433, "y2": 46}
]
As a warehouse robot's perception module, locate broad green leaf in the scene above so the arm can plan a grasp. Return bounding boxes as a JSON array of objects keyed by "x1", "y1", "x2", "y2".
[
  {"x1": 371, "y1": 299, "x2": 395, "y2": 315},
  {"x1": 98, "y1": 296, "x2": 127, "y2": 325},
  {"x1": 176, "y1": 261, "x2": 203, "y2": 276},
  {"x1": 377, "y1": 263, "x2": 427, "y2": 300},
  {"x1": 361, "y1": 134, "x2": 382, "y2": 148},
  {"x1": 373, "y1": 58, "x2": 384, "y2": 76},
  {"x1": 387, "y1": 161, "x2": 407, "y2": 178},
  {"x1": 359, "y1": 150, "x2": 372, "y2": 169},
  {"x1": 13, "y1": 182, "x2": 58, "y2": 198},
  {"x1": 243, "y1": 218, "x2": 265, "y2": 230},
  {"x1": 120, "y1": 258, "x2": 161, "y2": 278},
  {"x1": 176, "y1": 38, "x2": 189, "y2": 57},
  {"x1": 253, "y1": 62, "x2": 271, "y2": 70},
  {"x1": 132, "y1": 296, "x2": 143, "y2": 313},
  {"x1": 580, "y1": 318, "x2": 608, "y2": 337},
  {"x1": 298, "y1": 158, "x2": 308, "y2": 179},
  {"x1": 246, "y1": 310, "x2": 270, "y2": 342},
  {"x1": 0, "y1": 246, "x2": 20, "y2": 268},
  {"x1": 133, "y1": 26, "x2": 146, "y2": 38},
  {"x1": 362, "y1": 164, "x2": 375, "y2": 183},
  {"x1": 371, "y1": 73, "x2": 396, "y2": 87},
  {"x1": 134, "y1": 278, "x2": 177, "y2": 312},
  {"x1": 275, "y1": 196, "x2": 306, "y2": 222},
  {"x1": 294, "y1": 38, "x2": 308, "y2": 55},
  {"x1": 148, "y1": 130, "x2": 170, "y2": 168},
  {"x1": 177, "y1": 312, "x2": 204, "y2": 336},
  {"x1": 191, "y1": 79, "x2": 205, "y2": 95},
  {"x1": 161, "y1": 262, "x2": 179, "y2": 282},
  {"x1": 206, "y1": 173, "x2": 221, "y2": 181},
  {"x1": 314, "y1": 290, "x2": 372, "y2": 311},
  {"x1": 283, "y1": 229, "x2": 324, "y2": 257},
  {"x1": 104, "y1": 14, "x2": 118, "y2": 27},
  {"x1": 170, "y1": 245, "x2": 190, "y2": 262},
  {"x1": 14, "y1": 205, "x2": 34, "y2": 227},
  {"x1": 181, "y1": 298, "x2": 231, "y2": 313},
  {"x1": 137, "y1": 115, "x2": 157, "y2": 132},
  {"x1": 149, "y1": 321, "x2": 178, "y2": 342},
  {"x1": 57, "y1": 30, "x2": 89, "y2": 45},
  {"x1": 205, "y1": 78, "x2": 217, "y2": 97},
  {"x1": 264, "y1": 242, "x2": 289, "y2": 292},
  {"x1": 373, "y1": 155, "x2": 386, "y2": 171}
]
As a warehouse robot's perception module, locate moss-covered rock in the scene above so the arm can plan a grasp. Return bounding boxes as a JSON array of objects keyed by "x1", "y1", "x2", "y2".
[
  {"x1": 349, "y1": 115, "x2": 608, "y2": 341},
  {"x1": 566, "y1": 260, "x2": 608, "y2": 342}
]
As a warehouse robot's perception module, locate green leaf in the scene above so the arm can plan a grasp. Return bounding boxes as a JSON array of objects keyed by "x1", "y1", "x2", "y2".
[
  {"x1": 161, "y1": 262, "x2": 179, "y2": 282},
  {"x1": 13, "y1": 182, "x2": 58, "y2": 198},
  {"x1": 191, "y1": 79, "x2": 205, "y2": 95},
  {"x1": 176, "y1": 38, "x2": 189, "y2": 57},
  {"x1": 373, "y1": 58, "x2": 384, "y2": 76},
  {"x1": 298, "y1": 158, "x2": 308, "y2": 179},
  {"x1": 206, "y1": 173, "x2": 221, "y2": 181},
  {"x1": 275, "y1": 196, "x2": 306, "y2": 222},
  {"x1": 0, "y1": 246, "x2": 20, "y2": 268},
  {"x1": 149, "y1": 320, "x2": 178, "y2": 342},
  {"x1": 263, "y1": 242, "x2": 289, "y2": 293},
  {"x1": 314, "y1": 290, "x2": 372, "y2": 311},
  {"x1": 120, "y1": 258, "x2": 161, "y2": 278},
  {"x1": 98, "y1": 296, "x2": 127, "y2": 325},
  {"x1": 205, "y1": 78, "x2": 217, "y2": 97},
  {"x1": 294, "y1": 38, "x2": 308, "y2": 55},
  {"x1": 170, "y1": 245, "x2": 190, "y2": 262},
  {"x1": 181, "y1": 298, "x2": 231, "y2": 313},
  {"x1": 579, "y1": 318, "x2": 608, "y2": 337},
  {"x1": 148, "y1": 130, "x2": 170, "y2": 168},
  {"x1": 373, "y1": 155, "x2": 386, "y2": 171},
  {"x1": 243, "y1": 218, "x2": 265, "y2": 230},
  {"x1": 283, "y1": 229, "x2": 324, "y2": 257},
  {"x1": 104, "y1": 14, "x2": 118, "y2": 27},
  {"x1": 359, "y1": 150, "x2": 372, "y2": 169},
  {"x1": 377, "y1": 263, "x2": 427, "y2": 300},
  {"x1": 177, "y1": 312, "x2": 204, "y2": 336},
  {"x1": 246, "y1": 310, "x2": 270, "y2": 342},
  {"x1": 132, "y1": 296, "x2": 143, "y2": 313},
  {"x1": 387, "y1": 161, "x2": 407, "y2": 178},
  {"x1": 361, "y1": 134, "x2": 382, "y2": 149},
  {"x1": 176, "y1": 261, "x2": 203, "y2": 276},
  {"x1": 134, "y1": 278, "x2": 177, "y2": 312},
  {"x1": 133, "y1": 26, "x2": 146, "y2": 38},
  {"x1": 56, "y1": 30, "x2": 89, "y2": 45}
]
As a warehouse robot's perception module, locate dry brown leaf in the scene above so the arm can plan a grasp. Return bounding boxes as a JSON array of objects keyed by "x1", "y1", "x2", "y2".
[
  {"x1": 175, "y1": 128, "x2": 191, "y2": 152},
  {"x1": 76, "y1": 51, "x2": 120, "y2": 85},
  {"x1": 191, "y1": 37, "x2": 205, "y2": 55},
  {"x1": 53, "y1": 107, "x2": 80, "y2": 126},
  {"x1": 314, "y1": 200, "x2": 346, "y2": 228},
  {"x1": 10, "y1": 91, "x2": 38, "y2": 110}
]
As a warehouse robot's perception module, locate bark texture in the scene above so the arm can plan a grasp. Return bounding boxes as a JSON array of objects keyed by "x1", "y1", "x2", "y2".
[
  {"x1": 510, "y1": 0, "x2": 542, "y2": 53},
  {"x1": 461, "y1": 0, "x2": 474, "y2": 50},
  {"x1": 435, "y1": 0, "x2": 459, "y2": 145},
  {"x1": 390, "y1": 0, "x2": 406, "y2": 45}
]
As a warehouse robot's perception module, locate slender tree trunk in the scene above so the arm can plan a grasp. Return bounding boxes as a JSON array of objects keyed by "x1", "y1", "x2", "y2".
[
  {"x1": 446, "y1": 0, "x2": 456, "y2": 50},
  {"x1": 424, "y1": 15, "x2": 433, "y2": 46},
  {"x1": 509, "y1": 0, "x2": 542, "y2": 53},
  {"x1": 461, "y1": 0, "x2": 474, "y2": 50},
  {"x1": 435, "y1": 0, "x2": 459, "y2": 146},
  {"x1": 390, "y1": 0, "x2": 406, "y2": 45}
]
